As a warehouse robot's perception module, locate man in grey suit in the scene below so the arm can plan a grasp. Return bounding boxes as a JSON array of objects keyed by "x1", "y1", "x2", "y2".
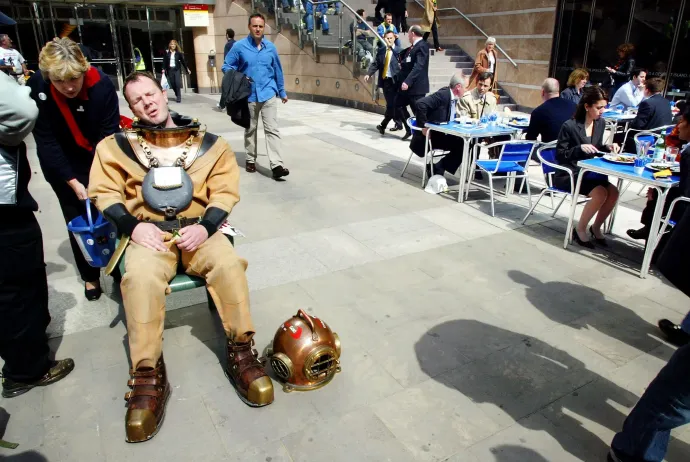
[{"x1": 365, "y1": 30, "x2": 403, "y2": 135}]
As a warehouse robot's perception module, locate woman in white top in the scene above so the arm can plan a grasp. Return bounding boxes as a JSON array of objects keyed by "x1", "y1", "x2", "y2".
[
  {"x1": 162, "y1": 40, "x2": 190, "y2": 103},
  {"x1": 469, "y1": 37, "x2": 498, "y2": 92}
]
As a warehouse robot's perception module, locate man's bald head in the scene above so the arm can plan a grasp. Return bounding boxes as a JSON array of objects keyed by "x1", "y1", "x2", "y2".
[{"x1": 541, "y1": 78, "x2": 560, "y2": 101}]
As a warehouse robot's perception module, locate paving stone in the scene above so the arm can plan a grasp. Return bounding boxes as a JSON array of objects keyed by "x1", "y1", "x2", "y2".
[{"x1": 281, "y1": 409, "x2": 417, "y2": 462}]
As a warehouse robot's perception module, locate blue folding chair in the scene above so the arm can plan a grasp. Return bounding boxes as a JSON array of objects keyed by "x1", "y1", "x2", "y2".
[
  {"x1": 522, "y1": 142, "x2": 590, "y2": 225},
  {"x1": 468, "y1": 140, "x2": 536, "y2": 216},
  {"x1": 400, "y1": 117, "x2": 450, "y2": 188}
]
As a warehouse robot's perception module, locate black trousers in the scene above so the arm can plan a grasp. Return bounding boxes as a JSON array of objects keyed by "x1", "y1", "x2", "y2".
[
  {"x1": 374, "y1": 0, "x2": 387, "y2": 23},
  {"x1": 392, "y1": 13, "x2": 405, "y2": 34},
  {"x1": 49, "y1": 180, "x2": 101, "y2": 283},
  {"x1": 398, "y1": 93, "x2": 423, "y2": 134},
  {"x1": 432, "y1": 132, "x2": 465, "y2": 174},
  {"x1": 381, "y1": 79, "x2": 403, "y2": 129},
  {"x1": 423, "y1": 16, "x2": 440, "y2": 49},
  {"x1": 167, "y1": 68, "x2": 182, "y2": 101},
  {"x1": 0, "y1": 213, "x2": 51, "y2": 382}
]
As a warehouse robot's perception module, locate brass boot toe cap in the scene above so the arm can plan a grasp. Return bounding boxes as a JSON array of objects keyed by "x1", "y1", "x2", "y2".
[
  {"x1": 247, "y1": 376, "x2": 274, "y2": 406},
  {"x1": 125, "y1": 409, "x2": 159, "y2": 443}
]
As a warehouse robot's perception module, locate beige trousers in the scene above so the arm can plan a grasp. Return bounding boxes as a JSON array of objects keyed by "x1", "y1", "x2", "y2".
[
  {"x1": 245, "y1": 96, "x2": 284, "y2": 168},
  {"x1": 121, "y1": 232, "x2": 254, "y2": 369}
]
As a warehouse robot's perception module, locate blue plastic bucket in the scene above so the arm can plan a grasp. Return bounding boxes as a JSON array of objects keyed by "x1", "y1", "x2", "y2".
[{"x1": 67, "y1": 199, "x2": 117, "y2": 268}]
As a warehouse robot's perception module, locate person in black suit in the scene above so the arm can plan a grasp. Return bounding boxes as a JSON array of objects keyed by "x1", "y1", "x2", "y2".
[
  {"x1": 556, "y1": 86, "x2": 621, "y2": 249},
  {"x1": 526, "y1": 78, "x2": 576, "y2": 143},
  {"x1": 162, "y1": 39, "x2": 190, "y2": 103},
  {"x1": 365, "y1": 30, "x2": 403, "y2": 135},
  {"x1": 409, "y1": 73, "x2": 466, "y2": 176},
  {"x1": 387, "y1": 0, "x2": 406, "y2": 34},
  {"x1": 398, "y1": 25, "x2": 430, "y2": 140},
  {"x1": 623, "y1": 77, "x2": 673, "y2": 153}
]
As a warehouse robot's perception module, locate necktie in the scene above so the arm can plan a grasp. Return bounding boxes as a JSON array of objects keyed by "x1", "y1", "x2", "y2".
[{"x1": 382, "y1": 48, "x2": 392, "y2": 79}]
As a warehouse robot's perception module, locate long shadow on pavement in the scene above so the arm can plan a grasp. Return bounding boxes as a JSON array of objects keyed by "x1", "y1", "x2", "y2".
[{"x1": 415, "y1": 319, "x2": 690, "y2": 461}]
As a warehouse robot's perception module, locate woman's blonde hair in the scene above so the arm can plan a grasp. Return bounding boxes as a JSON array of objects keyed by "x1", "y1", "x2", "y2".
[
  {"x1": 168, "y1": 40, "x2": 183, "y2": 53},
  {"x1": 485, "y1": 37, "x2": 496, "y2": 46},
  {"x1": 567, "y1": 68, "x2": 589, "y2": 88},
  {"x1": 39, "y1": 37, "x2": 89, "y2": 81}
]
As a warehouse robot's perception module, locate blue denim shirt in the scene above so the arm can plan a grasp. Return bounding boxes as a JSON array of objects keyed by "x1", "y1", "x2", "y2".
[{"x1": 222, "y1": 36, "x2": 286, "y2": 103}]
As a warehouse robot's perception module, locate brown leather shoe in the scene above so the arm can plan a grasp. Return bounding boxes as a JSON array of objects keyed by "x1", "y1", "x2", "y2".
[
  {"x1": 124, "y1": 356, "x2": 171, "y2": 443},
  {"x1": 226, "y1": 339, "x2": 274, "y2": 407},
  {"x1": 246, "y1": 162, "x2": 257, "y2": 173}
]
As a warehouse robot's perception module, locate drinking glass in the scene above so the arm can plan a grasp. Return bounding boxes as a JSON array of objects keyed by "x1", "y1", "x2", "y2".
[{"x1": 666, "y1": 147, "x2": 680, "y2": 164}]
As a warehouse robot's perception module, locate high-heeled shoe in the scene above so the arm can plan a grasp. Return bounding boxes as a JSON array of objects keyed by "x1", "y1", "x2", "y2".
[
  {"x1": 589, "y1": 226, "x2": 608, "y2": 247},
  {"x1": 572, "y1": 228, "x2": 595, "y2": 249}
]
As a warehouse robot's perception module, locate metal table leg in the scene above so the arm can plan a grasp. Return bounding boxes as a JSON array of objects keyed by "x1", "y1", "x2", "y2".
[
  {"x1": 457, "y1": 135, "x2": 471, "y2": 202},
  {"x1": 640, "y1": 186, "x2": 669, "y2": 278},
  {"x1": 605, "y1": 177, "x2": 624, "y2": 234},
  {"x1": 564, "y1": 169, "x2": 586, "y2": 249},
  {"x1": 422, "y1": 127, "x2": 430, "y2": 188}
]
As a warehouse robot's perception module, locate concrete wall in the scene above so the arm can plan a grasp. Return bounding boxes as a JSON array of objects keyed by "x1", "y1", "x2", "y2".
[
  {"x1": 408, "y1": 0, "x2": 557, "y2": 108},
  {"x1": 191, "y1": 0, "x2": 383, "y2": 110}
]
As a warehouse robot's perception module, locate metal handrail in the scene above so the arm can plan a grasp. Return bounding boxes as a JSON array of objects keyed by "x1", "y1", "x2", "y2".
[
  {"x1": 411, "y1": 0, "x2": 517, "y2": 68},
  {"x1": 270, "y1": 0, "x2": 381, "y2": 100}
]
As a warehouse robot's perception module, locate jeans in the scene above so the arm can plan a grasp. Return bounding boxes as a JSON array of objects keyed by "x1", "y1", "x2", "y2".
[{"x1": 611, "y1": 341, "x2": 690, "y2": 462}]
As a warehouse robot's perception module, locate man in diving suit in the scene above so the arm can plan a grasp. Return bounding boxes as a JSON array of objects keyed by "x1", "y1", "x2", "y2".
[{"x1": 88, "y1": 71, "x2": 273, "y2": 443}]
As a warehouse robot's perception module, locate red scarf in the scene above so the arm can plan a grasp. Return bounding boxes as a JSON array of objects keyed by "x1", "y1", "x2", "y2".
[{"x1": 50, "y1": 66, "x2": 102, "y2": 152}]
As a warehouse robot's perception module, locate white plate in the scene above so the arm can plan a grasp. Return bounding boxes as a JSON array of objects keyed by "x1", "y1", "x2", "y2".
[
  {"x1": 602, "y1": 154, "x2": 635, "y2": 164},
  {"x1": 507, "y1": 119, "x2": 529, "y2": 127},
  {"x1": 646, "y1": 162, "x2": 680, "y2": 173}
]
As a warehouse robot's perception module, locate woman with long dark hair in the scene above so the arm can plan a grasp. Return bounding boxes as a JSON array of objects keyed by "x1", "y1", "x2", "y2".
[
  {"x1": 606, "y1": 43, "x2": 636, "y2": 93},
  {"x1": 162, "y1": 39, "x2": 190, "y2": 103},
  {"x1": 556, "y1": 86, "x2": 621, "y2": 248},
  {"x1": 28, "y1": 37, "x2": 120, "y2": 301}
]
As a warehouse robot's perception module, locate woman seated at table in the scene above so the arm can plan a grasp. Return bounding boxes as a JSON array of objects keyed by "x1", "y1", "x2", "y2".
[
  {"x1": 556, "y1": 86, "x2": 621, "y2": 249},
  {"x1": 560, "y1": 68, "x2": 589, "y2": 105},
  {"x1": 627, "y1": 106, "x2": 690, "y2": 244}
]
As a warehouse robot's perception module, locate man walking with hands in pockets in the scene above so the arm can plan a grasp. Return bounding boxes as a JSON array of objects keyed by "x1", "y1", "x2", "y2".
[{"x1": 222, "y1": 13, "x2": 290, "y2": 180}]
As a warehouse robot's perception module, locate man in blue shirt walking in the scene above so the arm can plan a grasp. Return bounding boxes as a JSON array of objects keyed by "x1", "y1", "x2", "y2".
[{"x1": 222, "y1": 13, "x2": 290, "y2": 180}]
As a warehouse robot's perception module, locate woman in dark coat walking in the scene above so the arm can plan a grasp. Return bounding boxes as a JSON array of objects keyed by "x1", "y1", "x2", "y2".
[
  {"x1": 162, "y1": 39, "x2": 190, "y2": 103},
  {"x1": 28, "y1": 37, "x2": 120, "y2": 301}
]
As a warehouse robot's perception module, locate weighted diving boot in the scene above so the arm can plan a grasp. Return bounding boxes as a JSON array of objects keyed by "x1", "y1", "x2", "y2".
[
  {"x1": 226, "y1": 338, "x2": 274, "y2": 407},
  {"x1": 124, "y1": 355, "x2": 171, "y2": 443}
]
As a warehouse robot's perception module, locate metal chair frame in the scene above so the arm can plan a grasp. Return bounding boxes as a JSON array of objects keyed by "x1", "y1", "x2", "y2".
[
  {"x1": 400, "y1": 117, "x2": 450, "y2": 188},
  {"x1": 651, "y1": 196, "x2": 690, "y2": 254},
  {"x1": 466, "y1": 139, "x2": 536, "y2": 217},
  {"x1": 522, "y1": 142, "x2": 591, "y2": 225}
]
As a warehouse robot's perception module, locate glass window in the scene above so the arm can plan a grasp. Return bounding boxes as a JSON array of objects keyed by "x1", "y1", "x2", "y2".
[
  {"x1": 584, "y1": 0, "x2": 633, "y2": 87},
  {"x1": 667, "y1": 3, "x2": 690, "y2": 98},
  {"x1": 553, "y1": 0, "x2": 593, "y2": 88},
  {"x1": 627, "y1": 0, "x2": 677, "y2": 80}
]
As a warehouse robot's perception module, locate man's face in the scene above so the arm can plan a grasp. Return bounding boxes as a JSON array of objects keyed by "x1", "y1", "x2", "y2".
[
  {"x1": 249, "y1": 17, "x2": 265, "y2": 40},
  {"x1": 384, "y1": 33, "x2": 396, "y2": 47},
  {"x1": 477, "y1": 78, "x2": 492, "y2": 96},
  {"x1": 50, "y1": 75, "x2": 85, "y2": 99},
  {"x1": 634, "y1": 71, "x2": 646, "y2": 87},
  {"x1": 0, "y1": 36, "x2": 10, "y2": 48},
  {"x1": 385, "y1": 15, "x2": 392, "y2": 25},
  {"x1": 125, "y1": 77, "x2": 169, "y2": 126},
  {"x1": 678, "y1": 116, "x2": 690, "y2": 142}
]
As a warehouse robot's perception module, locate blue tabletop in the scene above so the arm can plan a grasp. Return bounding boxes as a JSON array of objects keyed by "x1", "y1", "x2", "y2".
[
  {"x1": 578, "y1": 157, "x2": 679, "y2": 186},
  {"x1": 426, "y1": 121, "x2": 518, "y2": 137}
]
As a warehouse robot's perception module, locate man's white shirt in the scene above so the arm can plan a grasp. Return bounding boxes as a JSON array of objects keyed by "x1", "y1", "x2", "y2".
[
  {"x1": 0, "y1": 48, "x2": 25, "y2": 74},
  {"x1": 610, "y1": 80, "x2": 644, "y2": 109}
]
